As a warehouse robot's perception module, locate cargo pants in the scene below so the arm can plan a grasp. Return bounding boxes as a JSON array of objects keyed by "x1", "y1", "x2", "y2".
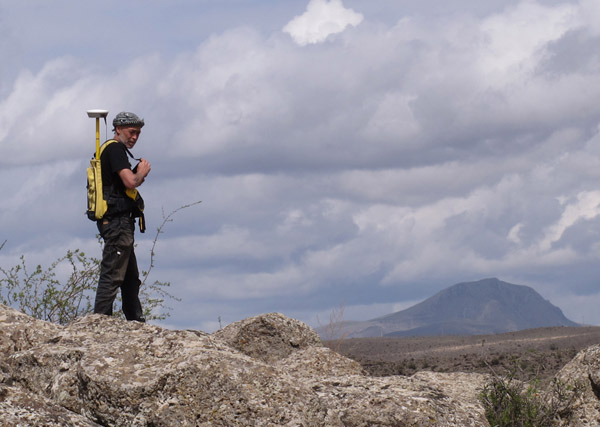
[{"x1": 94, "y1": 215, "x2": 144, "y2": 321}]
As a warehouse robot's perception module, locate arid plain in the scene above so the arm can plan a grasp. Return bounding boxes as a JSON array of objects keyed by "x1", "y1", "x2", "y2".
[{"x1": 326, "y1": 326, "x2": 600, "y2": 384}]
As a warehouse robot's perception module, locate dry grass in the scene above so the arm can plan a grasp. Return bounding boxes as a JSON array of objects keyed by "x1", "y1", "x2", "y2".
[{"x1": 325, "y1": 326, "x2": 600, "y2": 384}]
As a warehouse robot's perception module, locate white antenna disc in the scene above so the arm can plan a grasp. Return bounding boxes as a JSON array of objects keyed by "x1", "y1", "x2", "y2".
[{"x1": 87, "y1": 109, "x2": 109, "y2": 118}]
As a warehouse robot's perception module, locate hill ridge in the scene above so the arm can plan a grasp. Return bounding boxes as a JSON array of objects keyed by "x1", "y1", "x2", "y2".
[{"x1": 321, "y1": 278, "x2": 577, "y2": 339}]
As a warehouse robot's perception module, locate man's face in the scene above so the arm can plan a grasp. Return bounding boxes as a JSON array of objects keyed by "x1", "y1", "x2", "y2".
[{"x1": 116, "y1": 126, "x2": 142, "y2": 149}]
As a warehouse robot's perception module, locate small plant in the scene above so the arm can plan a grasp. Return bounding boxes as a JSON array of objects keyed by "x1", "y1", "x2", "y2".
[
  {"x1": 479, "y1": 373, "x2": 547, "y2": 426},
  {"x1": 317, "y1": 302, "x2": 349, "y2": 352},
  {"x1": 479, "y1": 367, "x2": 582, "y2": 426}
]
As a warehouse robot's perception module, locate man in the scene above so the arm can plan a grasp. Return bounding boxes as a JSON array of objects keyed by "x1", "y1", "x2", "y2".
[{"x1": 93, "y1": 111, "x2": 151, "y2": 322}]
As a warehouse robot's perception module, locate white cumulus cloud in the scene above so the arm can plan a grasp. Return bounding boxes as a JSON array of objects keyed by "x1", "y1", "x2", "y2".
[{"x1": 283, "y1": 0, "x2": 363, "y2": 46}]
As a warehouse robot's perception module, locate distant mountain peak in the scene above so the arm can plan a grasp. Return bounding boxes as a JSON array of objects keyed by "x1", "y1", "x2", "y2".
[{"x1": 319, "y1": 278, "x2": 578, "y2": 339}]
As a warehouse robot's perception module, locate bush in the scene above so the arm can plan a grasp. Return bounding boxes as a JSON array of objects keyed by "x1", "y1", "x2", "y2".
[
  {"x1": 479, "y1": 374, "x2": 548, "y2": 426},
  {"x1": 0, "y1": 245, "x2": 98, "y2": 325},
  {"x1": 0, "y1": 202, "x2": 199, "y2": 325},
  {"x1": 479, "y1": 370, "x2": 581, "y2": 426}
]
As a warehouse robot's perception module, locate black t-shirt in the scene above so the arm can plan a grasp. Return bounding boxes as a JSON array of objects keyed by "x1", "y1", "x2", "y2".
[
  {"x1": 101, "y1": 141, "x2": 131, "y2": 191},
  {"x1": 100, "y1": 141, "x2": 132, "y2": 214}
]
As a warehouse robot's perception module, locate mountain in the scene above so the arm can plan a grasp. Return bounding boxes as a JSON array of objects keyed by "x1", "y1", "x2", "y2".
[{"x1": 323, "y1": 278, "x2": 578, "y2": 339}]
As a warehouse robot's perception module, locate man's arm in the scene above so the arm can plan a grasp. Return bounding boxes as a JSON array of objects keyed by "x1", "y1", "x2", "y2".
[{"x1": 119, "y1": 158, "x2": 151, "y2": 189}]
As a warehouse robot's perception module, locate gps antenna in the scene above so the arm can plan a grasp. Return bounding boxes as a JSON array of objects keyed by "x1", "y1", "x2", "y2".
[{"x1": 87, "y1": 109, "x2": 109, "y2": 160}]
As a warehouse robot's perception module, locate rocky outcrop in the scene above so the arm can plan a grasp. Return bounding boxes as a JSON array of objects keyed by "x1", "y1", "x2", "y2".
[
  {"x1": 553, "y1": 344, "x2": 600, "y2": 425},
  {"x1": 0, "y1": 305, "x2": 491, "y2": 426},
  {"x1": 213, "y1": 311, "x2": 323, "y2": 364}
]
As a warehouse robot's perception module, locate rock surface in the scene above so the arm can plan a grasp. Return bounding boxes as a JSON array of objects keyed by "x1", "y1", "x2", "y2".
[
  {"x1": 554, "y1": 344, "x2": 600, "y2": 426},
  {"x1": 0, "y1": 305, "x2": 494, "y2": 426}
]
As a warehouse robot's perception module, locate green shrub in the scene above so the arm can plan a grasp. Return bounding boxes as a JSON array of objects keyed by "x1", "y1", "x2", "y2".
[
  {"x1": 479, "y1": 375, "x2": 547, "y2": 426},
  {"x1": 0, "y1": 246, "x2": 98, "y2": 325},
  {"x1": 479, "y1": 372, "x2": 581, "y2": 426},
  {"x1": 0, "y1": 202, "x2": 199, "y2": 325}
]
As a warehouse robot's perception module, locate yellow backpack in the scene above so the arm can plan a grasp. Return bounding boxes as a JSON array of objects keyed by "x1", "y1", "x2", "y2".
[
  {"x1": 86, "y1": 139, "x2": 115, "y2": 221},
  {"x1": 86, "y1": 139, "x2": 145, "y2": 232}
]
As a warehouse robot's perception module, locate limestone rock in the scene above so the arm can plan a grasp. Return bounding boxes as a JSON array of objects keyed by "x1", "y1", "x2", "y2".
[
  {"x1": 0, "y1": 304, "x2": 62, "y2": 355},
  {"x1": 278, "y1": 346, "x2": 366, "y2": 377},
  {"x1": 213, "y1": 312, "x2": 322, "y2": 363},
  {"x1": 0, "y1": 384, "x2": 100, "y2": 427},
  {"x1": 553, "y1": 344, "x2": 600, "y2": 425},
  {"x1": 0, "y1": 304, "x2": 491, "y2": 426}
]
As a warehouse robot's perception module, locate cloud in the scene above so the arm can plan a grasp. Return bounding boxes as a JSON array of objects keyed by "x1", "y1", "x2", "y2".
[
  {"x1": 477, "y1": 1, "x2": 578, "y2": 88},
  {"x1": 4, "y1": 1, "x2": 600, "y2": 332},
  {"x1": 537, "y1": 191, "x2": 600, "y2": 252},
  {"x1": 283, "y1": 0, "x2": 363, "y2": 46}
]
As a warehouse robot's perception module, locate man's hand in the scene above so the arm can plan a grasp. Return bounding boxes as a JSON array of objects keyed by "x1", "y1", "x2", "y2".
[{"x1": 137, "y1": 158, "x2": 151, "y2": 178}]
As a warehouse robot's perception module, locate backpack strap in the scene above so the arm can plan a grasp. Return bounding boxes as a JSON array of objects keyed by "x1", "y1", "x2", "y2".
[
  {"x1": 97, "y1": 139, "x2": 117, "y2": 158},
  {"x1": 138, "y1": 213, "x2": 146, "y2": 233},
  {"x1": 124, "y1": 146, "x2": 140, "y2": 162},
  {"x1": 98, "y1": 139, "x2": 139, "y2": 161}
]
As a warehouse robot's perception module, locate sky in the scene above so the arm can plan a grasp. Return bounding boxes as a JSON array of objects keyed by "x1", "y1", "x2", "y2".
[{"x1": 2, "y1": 0, "x2": 600, "y2": 332}]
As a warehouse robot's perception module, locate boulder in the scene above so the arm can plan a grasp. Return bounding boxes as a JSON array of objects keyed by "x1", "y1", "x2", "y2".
[
  {"x1": 553, "y1": 344, "x2": 600, "y2": 425},
  {"x1": 0, "y1": 304, "x2": 490, "y2": 426},
  {"x1": 213, "y1": 312, "x2": 322, "y2": 364}
]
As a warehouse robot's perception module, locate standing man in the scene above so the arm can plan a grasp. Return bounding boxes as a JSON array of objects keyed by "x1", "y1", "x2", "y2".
[{"x1": 94, "y1": 112, "x2": 151, "y2": 322}]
